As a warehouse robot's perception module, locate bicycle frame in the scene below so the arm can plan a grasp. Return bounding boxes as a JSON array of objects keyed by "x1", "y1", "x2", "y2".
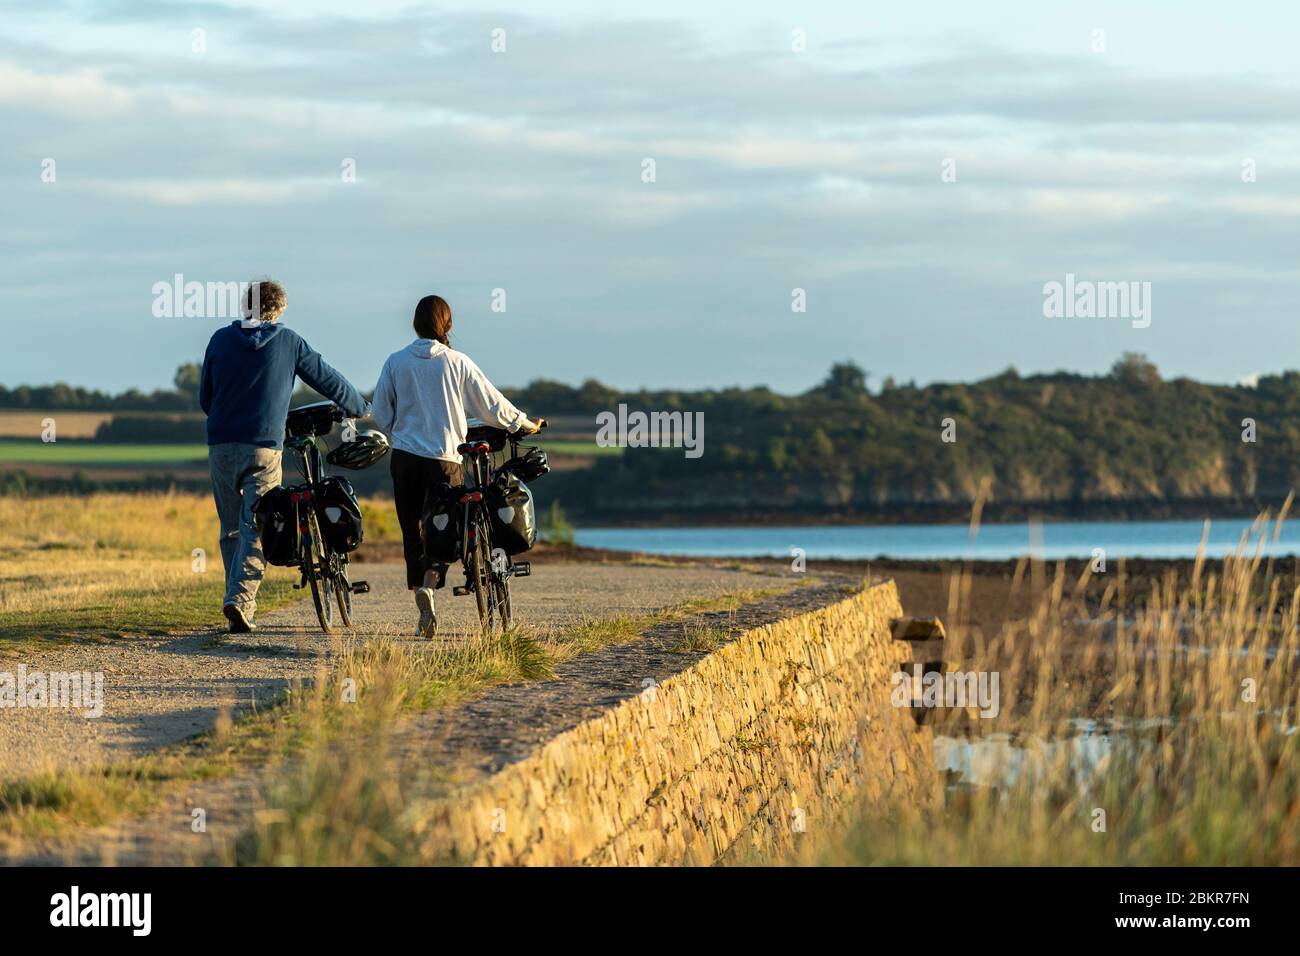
[
  {"x1": 285, "y1": 434, "x2": 325, "y2": 485},
  {"x1": 449, "y1": 430, "x2": 536, "y2": 634},
  {"x1": 285, "y1": 435, "x2": 325, "y2": 562},
  {"x1": 280, "y1": 425, "x2": 368, "y2": 631},
  {"x1": 458, "y1": 441, "x2": 494, "y2": 566}
]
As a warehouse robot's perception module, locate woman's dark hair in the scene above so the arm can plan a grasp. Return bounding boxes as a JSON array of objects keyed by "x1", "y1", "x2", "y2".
[{"x1": 413, "y1": 295, "x2": 453, "y2": 344}]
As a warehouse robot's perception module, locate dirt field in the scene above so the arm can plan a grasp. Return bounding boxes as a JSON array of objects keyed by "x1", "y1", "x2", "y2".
[{"x1": 0, "y1": 411, "x2": 113, "y2": 440}]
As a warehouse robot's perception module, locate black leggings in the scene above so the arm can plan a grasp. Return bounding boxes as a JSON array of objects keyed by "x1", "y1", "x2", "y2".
[{"x1": 390, "y1": 448, "x2": 462, "y2": 590}]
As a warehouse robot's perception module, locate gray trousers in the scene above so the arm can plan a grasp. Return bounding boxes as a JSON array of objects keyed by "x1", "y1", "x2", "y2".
[{"x1": 208, "y1": 442, "x2": 283, "y2": 613}]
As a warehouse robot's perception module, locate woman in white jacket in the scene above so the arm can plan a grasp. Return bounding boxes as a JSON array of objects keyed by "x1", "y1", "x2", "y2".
[{"x1": 370, "y1": 295, "x2": 542, "y2": 637}]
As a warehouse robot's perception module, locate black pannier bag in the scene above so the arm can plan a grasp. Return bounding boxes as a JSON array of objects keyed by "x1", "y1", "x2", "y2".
[
  {"x1": 254, "y1": 485, "x2": 301, "y2": 567},
  {"x1": 422, "y1": 482, "x2": 463, "y2": 563},
  {"x1": 486, "y1": 473, "x2": 536, "y2": 555},
  {"x1": 314, "y1": 475, "x2": 364, "y2": 553}
]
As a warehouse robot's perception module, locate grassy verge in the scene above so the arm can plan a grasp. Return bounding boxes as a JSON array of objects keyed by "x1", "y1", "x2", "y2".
[
  {"x1": 0, "y1": 576, "x2": 301, "y2": 649},
  {"x1": 0, "y1": 492, "x2": 400, "y2": 649},
  {"x1": 0, "y1": 581, "x2": 803, "y2": 852}
]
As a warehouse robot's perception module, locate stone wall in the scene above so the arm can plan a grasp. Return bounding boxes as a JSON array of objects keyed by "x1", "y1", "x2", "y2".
[{"x1": 425, "y1": 579, "x2": 938, "y2": 865}]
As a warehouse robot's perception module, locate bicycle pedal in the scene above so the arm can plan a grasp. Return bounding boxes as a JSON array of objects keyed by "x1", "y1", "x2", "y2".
[
  {"x1": 452, "y1": 586, "x2": 471, "y2": 596},
  {"x1": 512, "y1": 562, "x2": 531, "y2": 577},
  {"x1": 351, "y1": 581, "x2": 370, "y2": 594}
]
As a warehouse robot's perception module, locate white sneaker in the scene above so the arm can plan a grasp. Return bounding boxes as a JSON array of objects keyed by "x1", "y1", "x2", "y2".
[{"x1": 415, "y1": 587, "x2": 436, "y2": 639}]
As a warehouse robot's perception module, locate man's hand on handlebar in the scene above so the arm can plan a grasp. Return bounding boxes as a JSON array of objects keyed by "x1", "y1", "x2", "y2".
[{"x1": 516, "y1": 417, "x2": 546, "y2": 435}]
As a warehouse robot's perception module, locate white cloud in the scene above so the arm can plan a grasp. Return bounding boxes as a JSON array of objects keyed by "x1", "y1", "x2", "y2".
[
  {"x1": 77, "y1": 176, "x2": 338, "y2": 205},
  {"x1": 2, "y1": 3, "x2": 1300, "y2": 393},
  {"x1": 0, "y1": 62, "x2": 135, "y2": 118}
]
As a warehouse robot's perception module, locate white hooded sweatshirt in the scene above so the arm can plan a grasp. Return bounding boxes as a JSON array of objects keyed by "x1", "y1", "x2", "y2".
[{"x1": 370, "y1": 339, "x2": 528, "y2": 462}]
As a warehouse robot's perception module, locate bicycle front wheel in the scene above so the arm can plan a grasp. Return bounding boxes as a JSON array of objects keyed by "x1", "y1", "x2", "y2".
[
  {"x1": 491, "y1": 555, "x2": 512, "y2": 632},
  {"x1": 334, "y1": 559, "x2": 353, "y2": 629}
]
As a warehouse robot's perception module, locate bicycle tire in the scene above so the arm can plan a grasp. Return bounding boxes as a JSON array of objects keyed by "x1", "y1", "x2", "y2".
[
  {"x1": 305, "y1": 512, "x2": 334, "y2": 633},
  {"x1": 334, "y1": 561, "x2": 353, "y2": 628},
  {"x1": 470, "y1": 514, "x2": 493, "y2": 634},
  {"x1": 480, "y1": 521, "x2": 513, "y2": 635},
  {"x1": 479, "y1": 532, "x2": 513, "y2": 635},
  {"x1": 492, "y1": 551, "x2": 512, "y2": 632}
]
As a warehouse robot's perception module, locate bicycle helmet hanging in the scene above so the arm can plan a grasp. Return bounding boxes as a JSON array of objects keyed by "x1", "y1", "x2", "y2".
[
  {"x1": 502, "y1": 446, "x2": 549, "y2": 481},
  {"x1": 327, "y1": 429, "x2": 392, "y2": 470}
]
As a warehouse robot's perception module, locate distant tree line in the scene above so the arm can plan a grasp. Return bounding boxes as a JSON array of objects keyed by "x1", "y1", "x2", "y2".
[
  {"x1": 536, "y1": 354, "x2": 1300, "y2": 521},
  {"x1": 0, "y1": 364, "x2": 205, "y2": 412},
  {"x1": 9, "y1": 355, "x2": 1300, "y2": 520}
]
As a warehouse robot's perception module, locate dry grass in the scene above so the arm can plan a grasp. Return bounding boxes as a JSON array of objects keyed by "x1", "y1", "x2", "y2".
[
  {"x1": 224, "y1": 631, "x2": 558, "y2": 865},
  {"x1": 228, "y1": 583, "x2": 812, "y2": 866},
  {"x1": 0, "y1": 580, "x2": 799, "y2": 854},
  {"x1": 794, "y1": 504, "x2": 1300, "y2": 866},
  {"x1": 0, "y1": 411, "x2": 112, "y2": 440},
  {"x1": 669, "y1": 621, "x2": 726, "y2": 653},
  {"x1": 0, "y1": 628, "x2": 553, "y2": 843},
  {"x1": 0, "y1": 492, "x2": 400, "y2": 647}
]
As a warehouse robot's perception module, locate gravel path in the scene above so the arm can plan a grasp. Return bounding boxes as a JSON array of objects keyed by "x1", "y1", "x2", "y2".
[
  {"x1": 0, "y1": 561, "x2": 789, "y2": 781},
  {"x1": 0, "y1": 559, "x2": 858, "y2": 865}
]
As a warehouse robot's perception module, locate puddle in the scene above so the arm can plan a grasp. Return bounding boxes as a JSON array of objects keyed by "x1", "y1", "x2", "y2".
[
  {"x1": 935, "y1": 713, "x2": 1296, "y2": 788},
  {"x1": 934, "y1": 725, "x2": 1121, "y2": 789}
]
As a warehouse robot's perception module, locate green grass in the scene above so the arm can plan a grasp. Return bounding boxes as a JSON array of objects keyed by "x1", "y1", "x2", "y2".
[
  {"x1": 0, "y1": 438, "x2": 613, "y2": 467},
  {"x1": 539, "y1": 501, "x2": 576, "y2": 546},
  {"x1": 0, "y1": 439, "x2": 208, "y2": 467},
  {"x1": 534, "y1": 440, "x2": 621, "y2": 457}
]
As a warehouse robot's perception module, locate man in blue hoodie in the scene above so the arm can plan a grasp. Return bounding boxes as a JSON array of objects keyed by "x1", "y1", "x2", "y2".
[{"x1": 199, "y1": 279, "x2": 369, "y2": 633}]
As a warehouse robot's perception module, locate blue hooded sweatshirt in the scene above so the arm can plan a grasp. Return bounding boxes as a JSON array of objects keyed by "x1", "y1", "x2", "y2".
[{"x1": 199, "y1": 321, "x2": 369, "y2": 449}]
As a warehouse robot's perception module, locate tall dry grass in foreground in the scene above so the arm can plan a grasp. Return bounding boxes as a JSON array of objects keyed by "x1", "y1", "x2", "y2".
[
  {"x1": 224, "y1": 627, "x2": 581, "y2": 865},
  {"x1": 811, "y1": 510, "x2": 1300, "y2": 866},
  {"x1": 221, "y1": 592, "x2": 782, "y2": 865},
  {"x1": 0, "y1": 622, "x2": 594, "y2": 843}
]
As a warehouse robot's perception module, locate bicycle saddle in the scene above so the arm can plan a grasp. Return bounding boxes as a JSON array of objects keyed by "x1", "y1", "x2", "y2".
[
  {"x1": 463, "y1": 423, "x2": 511, "y2": 452},
  {"x1": 286, "y1": 401, "x2": 342, "y2": 438}
]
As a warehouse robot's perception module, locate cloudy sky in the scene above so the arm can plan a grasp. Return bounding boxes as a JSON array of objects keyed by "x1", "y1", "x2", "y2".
[{"x1": 2, "y1": 0, "x2": 1298, "y2": 395}]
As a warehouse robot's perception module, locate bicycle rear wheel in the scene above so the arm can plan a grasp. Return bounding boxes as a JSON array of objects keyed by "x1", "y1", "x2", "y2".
[
  {"x1": 304, "y1": 512, "x2": 334, "y2": 633},
  {"x1": 469, "y1": 515, "x2": 493, "y2": 634}
]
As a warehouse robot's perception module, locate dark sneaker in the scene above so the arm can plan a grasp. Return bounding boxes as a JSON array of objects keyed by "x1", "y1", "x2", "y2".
[
  {"x1": 223, "y1": 604, "x2": 255, "y2": 633},
  {"x1": 415, "y1": 587, "x2": 436, "y2": 639}
]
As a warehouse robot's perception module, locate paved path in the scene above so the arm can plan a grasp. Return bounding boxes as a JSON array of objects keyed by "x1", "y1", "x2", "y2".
[{"x1": 0, "y1": 561, "x2": 788, "y2": 781}]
